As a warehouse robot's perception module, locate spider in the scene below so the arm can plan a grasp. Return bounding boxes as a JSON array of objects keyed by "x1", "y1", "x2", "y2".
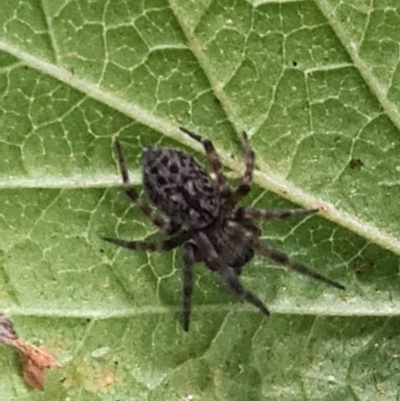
[{"x1": 104, "y1": 127, "x2": 345, "y2": 331}]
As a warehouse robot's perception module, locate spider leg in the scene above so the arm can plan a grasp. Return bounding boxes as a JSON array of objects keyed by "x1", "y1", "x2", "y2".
[
  {"x1": 236, "y1": 207, "x2": 319, "y2": 221},
  {"x1": 225, "y1": 220, "x2": 345, "y2": 290},
  {"x1": 114, "y1": 140, "x2": 174, "y2": 234},
  {"x1": 182, "y1": 243, "x2": 196, "y2": 331},
  {"x1": 179, "y1": 127, "x2": 230, "y2": 196},
  {"x1": 103, "y1": 229, "x2": 193, "y2": 252},
  {"x1": 194, "y1": 231, "x2": 270, "y2": 315},
  {"x1": 252, "y1": 239, "x2": 345, "y2": 290},
  {"x1": 230, "y1": 131, "x2": 255, "y2": 205}
]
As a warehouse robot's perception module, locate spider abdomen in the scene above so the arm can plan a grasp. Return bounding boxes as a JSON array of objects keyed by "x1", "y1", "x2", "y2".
[{"x1": 142, "y1": 146, "x2": 219, "y2": 228}]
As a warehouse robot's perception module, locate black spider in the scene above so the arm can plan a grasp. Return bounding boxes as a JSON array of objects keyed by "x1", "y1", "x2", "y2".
[{"x1": 104, "y1": 127, "x2": 345, "y2": 331}]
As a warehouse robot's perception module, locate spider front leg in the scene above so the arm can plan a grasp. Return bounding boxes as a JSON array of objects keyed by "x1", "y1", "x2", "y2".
[
  {"x1": 227, "y1": 221, "x2": 345, "y2": 290},
  {"x1": 113, "y1": 140, "x2": 174, "y2": 235},
  {"x1": 253, "y1": 239, "x2": 345, "y2": 290},
  {"x1": 194, "y1": 231, "x2": 270, "y2": 316}
]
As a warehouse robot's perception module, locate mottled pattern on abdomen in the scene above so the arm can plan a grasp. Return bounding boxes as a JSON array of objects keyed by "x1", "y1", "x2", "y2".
[{"x1": 142, "y1": 147, "x2": 220, "y2": 229}]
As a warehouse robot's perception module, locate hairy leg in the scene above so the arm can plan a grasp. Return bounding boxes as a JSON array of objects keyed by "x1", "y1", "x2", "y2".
[
  {"x1": 227, "y1": 221, "x2": 345, "y2": 290},
  {"x1": 235, "y1": 207, "x2": 319, "y2": 221},
  {"x1": 103, "y1": 229, "x2": 193, "y2": 252},
  {"x1": 179, "y1": 127, "x2": 230, "y2": 196},
  {"x1": 253, "y1": 239, "x2": 345, "y2": 289},
  {"x1": 230, "y1": 132, "x2": 255, "y2": 205},
  {"x1": 194, "y1": 231, "x2": 270, "y2": 315}
]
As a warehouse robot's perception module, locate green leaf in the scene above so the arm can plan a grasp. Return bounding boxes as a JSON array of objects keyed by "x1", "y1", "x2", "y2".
[{"x1": 1, "y1": 0, "x2": 400, "y2": 399}]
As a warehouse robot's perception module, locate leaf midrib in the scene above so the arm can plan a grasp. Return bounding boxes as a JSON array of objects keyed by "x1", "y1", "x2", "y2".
[
  {"x1": 4, "y1": 300, "x2": 400, "y2": 318},
  {"x1": 0, "y1": 32, "x2": 398, "y2": 257}
]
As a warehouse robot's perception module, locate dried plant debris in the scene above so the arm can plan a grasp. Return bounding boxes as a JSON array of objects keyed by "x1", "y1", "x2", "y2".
[
  {"x1": 0, "y1": 315, "x2": 17, "y2": 346},
  {"x1": 0, "y1": 315, "x2": 61, "y2": 390}
]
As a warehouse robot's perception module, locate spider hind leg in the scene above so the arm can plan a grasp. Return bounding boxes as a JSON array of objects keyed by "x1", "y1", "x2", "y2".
[
  {"x1": 179, "y1": 127, "x2": 229, "y2": 196},
  {"x1": 230, "y1": 131, "x2": 255, "y2": 205}
]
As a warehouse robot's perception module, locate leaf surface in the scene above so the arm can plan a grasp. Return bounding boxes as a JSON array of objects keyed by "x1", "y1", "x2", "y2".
[{"x1": 0, "y1": 1, "x2": 399, "y2": 399}]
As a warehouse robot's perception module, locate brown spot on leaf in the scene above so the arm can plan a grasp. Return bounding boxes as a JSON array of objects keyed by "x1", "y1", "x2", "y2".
[
  {"x1": 349, "y1": 158, "x2": 363, "y2": 169},
  {"x1": 353, "y1": 260, "x2": 374, "y2": 273},
  {"x1": 98, "y1": 370, "x2": 117, "y2": 389}
]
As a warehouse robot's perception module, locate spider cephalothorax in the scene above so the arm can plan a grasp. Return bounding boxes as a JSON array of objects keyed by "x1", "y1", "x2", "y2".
[{"x1": 104, "y1": 128, "x2": 344, "y2": 331}]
